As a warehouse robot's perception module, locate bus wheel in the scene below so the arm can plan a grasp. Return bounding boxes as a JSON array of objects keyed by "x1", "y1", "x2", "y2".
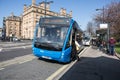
[
  {"x1": 70, "y1": 53, "x2": 75, "y2": 61},
  {"x1": 70, "y1": 54, "x2": 73, "y2": 62},
  {"x1": 76, "y1": 54, "x2": 80, "y2": 61},
  {"x1": 70, "y1": 52, "x2": 80, "y2": 61}
]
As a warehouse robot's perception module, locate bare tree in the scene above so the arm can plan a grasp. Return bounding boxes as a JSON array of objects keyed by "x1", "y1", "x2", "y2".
[
  {"x1": 94, "y1": 1, "x2": 120, "y2": 40},
  {"x1": 86, "y1": 21, "x2": 95, "y2": 36}
]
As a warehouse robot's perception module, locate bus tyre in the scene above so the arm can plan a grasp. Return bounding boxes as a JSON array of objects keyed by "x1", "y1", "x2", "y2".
[
  {"x1": 71, "y1": 52, "x2": 80, "y2": 62},
  {"x1": 76, "y1": 55, "x2": 80, "y2": 61},
  {"x1": 70, "y1": 53, "x2": 74, "y2": 62}
]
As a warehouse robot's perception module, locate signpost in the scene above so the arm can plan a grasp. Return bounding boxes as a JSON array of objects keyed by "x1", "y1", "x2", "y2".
[{"x1": 100, "y1": 23, "x2": 108, "y2": 29}]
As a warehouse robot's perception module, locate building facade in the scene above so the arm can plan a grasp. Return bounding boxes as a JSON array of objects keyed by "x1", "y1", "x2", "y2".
[
  {"x1": 4, "y1": 0, "x2": 72, "y2": 39},
  {"x1": 4, "y1": 13, "x2": 22, "y2": 39},
  {"x1": 22, "y1": 0, "x2": 72, "y2": 39},
  {"x1": 0, "y1": 28, "x2": 2, "y2": 38}
]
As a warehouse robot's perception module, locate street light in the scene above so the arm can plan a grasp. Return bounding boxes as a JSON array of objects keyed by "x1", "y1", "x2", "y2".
[
  {"x1": 96, "y1": 7, "x2": 105, "y2": 23},
  {"x1": 44, "y1": 0, "x2": 53, "y2": 17}
]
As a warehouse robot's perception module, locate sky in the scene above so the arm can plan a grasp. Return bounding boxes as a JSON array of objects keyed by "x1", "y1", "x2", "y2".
[{"x1": 0, "y1": 0, "x2": 120, "y2": 30}]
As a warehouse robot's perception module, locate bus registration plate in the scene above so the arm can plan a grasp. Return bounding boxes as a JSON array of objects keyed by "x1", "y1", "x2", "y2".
[{"x1": 42, "y1": 56, "x2": 51, "y2": 59}]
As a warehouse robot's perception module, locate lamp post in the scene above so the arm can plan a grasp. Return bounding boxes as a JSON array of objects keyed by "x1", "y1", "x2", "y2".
[
  {"x1": 96, "y1": 7, "x2": 110, "y2": 53},
  {"x1": 3, "y1": 17, "x2": 6, "y2": 41},
  {"x1": 96, "y1": 7, "x2": 105, "y2": 23},
  {"x1": 44, "y1": 0, "x2": 53, "y2": 17}
]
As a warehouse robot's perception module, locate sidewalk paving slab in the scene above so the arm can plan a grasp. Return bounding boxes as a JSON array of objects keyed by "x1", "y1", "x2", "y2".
[{"x1": 59, "y1": 46, "x2": 120, "y2": 80}]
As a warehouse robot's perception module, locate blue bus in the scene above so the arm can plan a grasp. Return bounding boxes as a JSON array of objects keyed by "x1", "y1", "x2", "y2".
[{"x1": 32, "y1": 17, "x2": 82, "y2": 63}]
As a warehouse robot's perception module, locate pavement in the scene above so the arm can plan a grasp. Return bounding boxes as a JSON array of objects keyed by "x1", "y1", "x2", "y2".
[{"x1": 59, "y1": 46, "x2": 120, "y2": 80}]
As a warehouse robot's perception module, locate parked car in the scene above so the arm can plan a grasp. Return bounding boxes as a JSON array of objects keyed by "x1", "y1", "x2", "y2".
[{"x1": 13, "y1": 37, "x2": 20, "y2": 41}]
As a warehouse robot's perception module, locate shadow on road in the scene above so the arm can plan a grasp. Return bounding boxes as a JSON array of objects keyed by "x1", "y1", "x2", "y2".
[{"x1": 60, "y1": 56, "x2": 120, "y2": 80}]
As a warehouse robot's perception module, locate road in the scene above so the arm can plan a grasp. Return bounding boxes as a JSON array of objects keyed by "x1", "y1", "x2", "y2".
[
  {"x1": 0, "y1": 41, "x2": 31, "y2": 49},
  {"x1": 0, "y1": 48, "x2": 32, "y2": 62},
  {"x1": 0, "y1": 43, "x2": 120, "y2": 80},
  {"x1": 0, "y1": 41, "x2": 32, "y2": 62},
  {"x1": 0, "y1": 42, "x2": 70, "y2": 80},
  {"x1": 0, "y1": 56, "x2": 63, "y2": 80}
]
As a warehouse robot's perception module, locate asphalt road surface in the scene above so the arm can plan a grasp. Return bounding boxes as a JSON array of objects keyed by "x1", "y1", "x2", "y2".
[
  {"x1": 0, "y1": 48, "x2": 32, "y2": 62},
  {"x1": 0, "y1": 56, "x2": 63, "y2": 80}
]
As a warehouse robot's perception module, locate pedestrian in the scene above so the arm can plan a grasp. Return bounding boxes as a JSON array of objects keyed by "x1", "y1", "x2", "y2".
[
  {"x1": 109, "y1": 37, "x2": 116, "y2": 55},
  {"x1": 96, "y1": 38, "x2": 100, "y2": 48},
  {"x1": 99, "y1": 39, "x2": 103, "y2": 51}
]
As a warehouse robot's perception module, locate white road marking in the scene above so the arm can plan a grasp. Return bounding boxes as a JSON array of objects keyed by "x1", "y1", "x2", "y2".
[
  {"x1": 4, "y1": 45, "x2": 31, "y2": 50},
  {"x1": 46, "y1": 47, "x2": 89, "y2": 80},
  {"x1": 19, "y1": 59, "x2": 34, "y2": 64},
  {"x1": 46, "y1": 64, "x2": 69, "y2": 80},
  {"x1": 0, "y1": 68, "x2": 5, "y2": 71},
  {"x1": 0, "y1": 45, "x2": 31, "y2": 52},
  {"x1": 0, "y1": 54, "x2": 35, "y2": 68},
  {"x1": 0, "y1": 48, "x2": 2, "y2": 52},
  {"x1": 22, "y1": 46, "x2": 26, "y2": 49}
]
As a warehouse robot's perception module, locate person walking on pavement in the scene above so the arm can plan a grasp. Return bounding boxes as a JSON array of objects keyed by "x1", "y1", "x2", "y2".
[
  {"x1": 71, "y1": 28, "x2": 80, "y2": 61},
  {"x1": 109, "y1": 37, "x2": 116, "y2": 55},
  {"x1": 99, "y1": 39, "x2": 103, "y2": 51}
]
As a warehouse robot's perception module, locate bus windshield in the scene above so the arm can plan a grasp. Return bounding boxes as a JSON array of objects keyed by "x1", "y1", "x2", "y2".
[{"x1": 34, "y1": 24, "x2": 69, "y2": 51}]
